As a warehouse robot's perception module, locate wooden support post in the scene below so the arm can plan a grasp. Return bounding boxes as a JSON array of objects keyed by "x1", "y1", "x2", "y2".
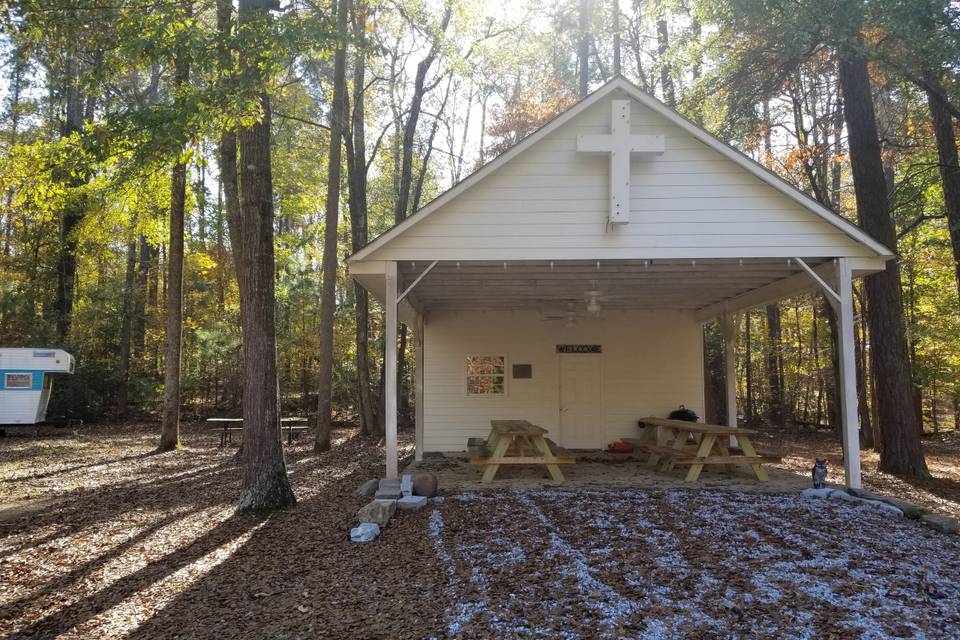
[
  {"x1": 721, "y1": 311, "x2": 739, "y2": 448},
  {"x1": 414, "y1": 313, "x2": 425, "y2": 462},
  {"x1": 835, "y1": 258, "x2": 862, "y2": 489},
  {"x1": 385, "y1": 261, "x2": 399, "y2": 478}
]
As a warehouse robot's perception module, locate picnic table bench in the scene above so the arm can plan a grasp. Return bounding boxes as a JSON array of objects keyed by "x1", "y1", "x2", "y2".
[
  {"x1": 207, "y1": 417, "x2": 310, "y2": 447},
  {"x1": 468, "y1": 420, "x2": 575, "y2": 483},
  {"x1": 623, "y1": 417, "x2": 781, "y2": 482}
]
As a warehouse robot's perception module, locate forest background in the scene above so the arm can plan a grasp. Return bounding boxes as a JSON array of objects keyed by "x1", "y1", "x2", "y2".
[{"x1": 1, "y1": 0, "x2": 958, "y2": 461}]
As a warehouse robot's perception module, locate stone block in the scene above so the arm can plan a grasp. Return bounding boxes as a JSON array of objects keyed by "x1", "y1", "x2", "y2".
[
  {"x1": 921, "y1": 514, "x2": 959, "y2": 534},
  {"x1": 357, "y1": 499, "x2": 396, "y2": 527},
  {"x1": 397, "y1": 495, "x2": 428, "y2": 511},
  {"x1": 400, "y1": 474, "x2": 413, "y2": 497},
  {"x1": 375, "y1": 477, "x2": 403, "y2": 500},
  {"x1": 350, "y1": 522, "x2": 380, "y2": 543}
]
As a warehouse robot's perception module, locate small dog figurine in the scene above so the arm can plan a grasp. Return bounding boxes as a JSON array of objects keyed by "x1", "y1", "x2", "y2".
[{"x1": 811, "y1": 459, "x2": 828, "y2": 489}]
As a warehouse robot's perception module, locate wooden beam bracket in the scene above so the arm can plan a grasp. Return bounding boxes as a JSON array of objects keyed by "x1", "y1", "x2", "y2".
[
  {"x1": 398, "y1": 260, "x2": 439, "y2": 304},
  {"x1": 794, "y1": 257, "x2": 840, "y2": 310}
]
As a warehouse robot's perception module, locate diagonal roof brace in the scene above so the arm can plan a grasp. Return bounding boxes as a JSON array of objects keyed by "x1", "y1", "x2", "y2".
[
  {"x1": 794, "y1": 257, "x2": 841, "y2": 311},
  {"x1": 397, "y1": 260, "x2": 439, "y2": 305}
]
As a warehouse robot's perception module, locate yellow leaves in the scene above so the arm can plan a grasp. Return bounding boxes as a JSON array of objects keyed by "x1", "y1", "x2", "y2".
[{"x1": 187, "y1": 252, "x2": 217, "y2": 277}]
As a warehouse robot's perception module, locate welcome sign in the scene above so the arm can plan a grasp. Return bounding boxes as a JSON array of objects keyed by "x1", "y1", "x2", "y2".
[{"x1": 556, "y1": 344, "x2": 602, "y2": 354}]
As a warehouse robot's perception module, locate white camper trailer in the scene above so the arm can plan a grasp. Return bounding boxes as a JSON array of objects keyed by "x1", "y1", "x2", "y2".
[{"x1": 0, "y1": 348, "x2": 75, "y2": 425}]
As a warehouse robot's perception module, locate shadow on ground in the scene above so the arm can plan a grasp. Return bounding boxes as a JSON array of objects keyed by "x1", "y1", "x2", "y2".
[{"x1": 0, "y1": 425, "x2": 446, "y2": 640}]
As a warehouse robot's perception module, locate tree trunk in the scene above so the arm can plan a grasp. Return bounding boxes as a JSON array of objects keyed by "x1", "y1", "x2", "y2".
[
  {"x1": 54, "y1": 53, "x2": 86, "y2": 342},
  {"x1": 744, "y1": 311, "x2": 753, "y2": 422},
  {"x1": 117, "y1": 235, "x2": 137, "y2": 417},
  {"x1": 854, "y1": 287, "x2": 873, "y2": 448},
  {"x1": 133, "y1": 237, "x2": 150, "y2": 358},
  {"x1": 656, "y1": 18, "x2": 675, "y2": 107},
  {"x1": 159, "y1": 5, "x2": 191, "y2": 453},
  {"x1": 838, "y1": 44, "x2": 928, "y2": 476},
  {"x1": 2, "y1": 46, "x2": 25, "y2": 259},
  {"x1": 611, "y1": 0, "x2": 621, "y2": 77},
  {"x1": 315, "y1": 0, "x2": 350, "y2": 453},
  {"x1": 823, "y1": 298, "x2": 840, "y2": 436},
  {"x1": 927, "y1": 87, "x2": 960, "y2": 304},
  {"x1": 394, "y1": 4, "x2": 452, "y2": 223},
  {"x1": 765, "y1": 304, "x2": 784, "y2": 425},
  {"x1": 702, "y1": 322, "x2": 725, "y2": 425},
  {"x1": 811, "y1": 301, "x2": 821, "y2": 427},
  {"x1": 387, "y1": 6, "x2": 450, "y2": 427},
  {"x1": 579, "y1": 0, "x2": 591, "y2": 98},
  {"x1": 344, "y1": 3, "x2": 378, "y2": 437},
  {"x1": 233, "y1": 0, "x2": 296, "y2": 511}
]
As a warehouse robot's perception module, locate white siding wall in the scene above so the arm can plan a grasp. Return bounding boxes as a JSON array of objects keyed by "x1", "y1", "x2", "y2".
[
  {"x1": 0, "y1": 391, "x2": 44, "y2": 424},
  {"x1": 368, "y1": 95, "x2": 872, "y2": 262},
  {"x1": 422, "y1": 309, "x2": 704, "y2": 452}
]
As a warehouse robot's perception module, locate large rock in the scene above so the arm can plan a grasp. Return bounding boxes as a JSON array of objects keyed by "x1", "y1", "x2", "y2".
[
  {"x1": 412, "y1": 472, "x2": 439, "y2": 498},
  {"x1": 801, "y1": 487, "x2": 833, "y2": 499},
  {"x1": 802, "y1": 488, "x2": 902, "y2": 517},
  {"x1": 350, "y1": 522, "x2": 380, "y2": 543},
  {"x1": 921, "y1": 514, "x2": 959, "y2": 534},
  {"x1": 354, "y1": 479, "x2": 378, "y2": 498},
  {"x1": 357, "y1": 499, "x2": 396, "y2": 527},
  {"x1": 860, "y1": 499, "x2": 903, "y2": 517},
  {"x1": 848, "y1": 488, "x2": 927, "y2": 519}
]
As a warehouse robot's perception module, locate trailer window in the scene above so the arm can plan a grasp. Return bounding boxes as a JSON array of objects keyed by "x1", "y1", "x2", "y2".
[{"x1": 5, "y1": 373, "x2": 32, "y2": 389}]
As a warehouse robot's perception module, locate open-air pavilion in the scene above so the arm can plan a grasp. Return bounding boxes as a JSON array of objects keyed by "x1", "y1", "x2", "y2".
[{"x1": 347, "y1": 77, "x2": 894, "y2": 489}]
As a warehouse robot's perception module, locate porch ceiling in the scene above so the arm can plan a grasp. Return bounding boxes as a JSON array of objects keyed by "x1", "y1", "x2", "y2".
[{"x1": 396, "y1": 258, "x2": 832, "y2": 313}]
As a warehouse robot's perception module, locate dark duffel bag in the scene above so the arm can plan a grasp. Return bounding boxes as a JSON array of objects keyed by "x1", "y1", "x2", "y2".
[{"x1": 668, "y1": 405, "x2": 699, "y2": 422}]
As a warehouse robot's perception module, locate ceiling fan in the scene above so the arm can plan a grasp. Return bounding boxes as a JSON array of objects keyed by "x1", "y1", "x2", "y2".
[{"x1": 540, "y1": 302, "x2": 581, "y2": 328}]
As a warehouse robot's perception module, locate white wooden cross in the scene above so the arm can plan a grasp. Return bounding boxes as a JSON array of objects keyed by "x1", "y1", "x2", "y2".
[{"x1": 577, "y1": 99, "x2": 664, "y2": 225}]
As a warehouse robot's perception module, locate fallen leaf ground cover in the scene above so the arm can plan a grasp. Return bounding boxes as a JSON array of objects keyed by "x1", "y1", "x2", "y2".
[
  {"x1": 761, "y1": 428, "x2": 960, "y2": 518},
  {"x1": 1, "y1": 423, "x2": 958, "y2": 639},
  {"x1": 428, "y1": 489, "x2": 960, "y2": 639}
]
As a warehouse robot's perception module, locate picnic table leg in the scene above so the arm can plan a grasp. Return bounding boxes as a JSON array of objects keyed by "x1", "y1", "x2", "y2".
[
  {"x1": 640, "y1": 423, "x2": 656, "y2": 444},
  {"x1": 684, "y1": 433, "x2": 717, "y2": 482},
  {"x1": 531, "y1": 436, "x2": 565, "y2": 482},
  {"x1": 660, "y1": 429, "x2": 689, "y2": 472},
  {"x1": 646, "y1": 426, "x2": 673, "y2": 467},
  {"x1": 713, "y1": 438, "x2": 732, "y2": 474},
  {"x1": 736, "y1": 435, "x2": 770, "y2": 481},
  {"x1": 481, "y1": 433, "x2": 512, "y2": 483}
]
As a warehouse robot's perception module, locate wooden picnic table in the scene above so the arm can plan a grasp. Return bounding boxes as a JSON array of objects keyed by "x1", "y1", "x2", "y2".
[
  {"x1": 623, "y1": 417, "x2": 779, "y2": 482},
  {"x1": 469, "y1": 420, "x2": 575, "y2": 483},
  {"x1": 206, "y1": 417, "x2": 310, "y2": 447}
]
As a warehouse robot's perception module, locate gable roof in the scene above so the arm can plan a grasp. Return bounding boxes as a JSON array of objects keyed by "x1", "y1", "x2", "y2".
[{"x1": 349, "y1": 76, "x2": 893, "y2": 263}]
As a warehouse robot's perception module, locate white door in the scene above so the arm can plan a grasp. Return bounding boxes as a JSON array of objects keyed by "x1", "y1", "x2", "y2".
[{"x1": 559, "y1": 356, "x2": 603, "y2": 449}]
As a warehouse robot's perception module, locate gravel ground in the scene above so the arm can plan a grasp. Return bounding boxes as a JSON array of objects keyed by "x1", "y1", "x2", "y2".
[{"x1": 427, "y1": 489, "x2": 960, "y2": 639}]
